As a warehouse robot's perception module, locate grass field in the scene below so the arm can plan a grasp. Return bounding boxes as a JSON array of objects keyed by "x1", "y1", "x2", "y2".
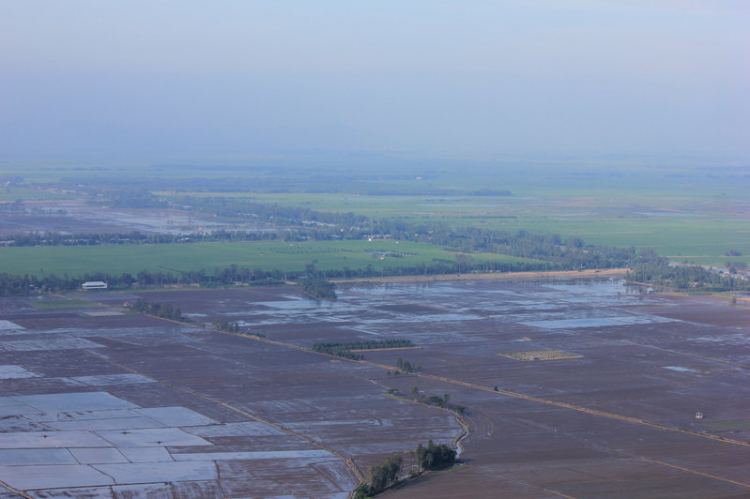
[
  {"x1": 237, "y1": 193, "x2": 750, "y2": 266},
  {"x1": 4, "y1": 160, "x2": 748, "y2": 272},
  {"x1": 0, "y1": 240, "x2": 541, "y2": 277},
  {"x1": 28, "y1": 299, "x2": 103, "y2": 309}
]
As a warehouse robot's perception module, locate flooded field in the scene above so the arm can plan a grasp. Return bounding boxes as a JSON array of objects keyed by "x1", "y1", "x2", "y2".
[
  {"x1": 0, "y1": 200, "x2": 258, "y2": 236},
  {"x1": 0, "y1": 279, "x2": 748, "y2": 497}
]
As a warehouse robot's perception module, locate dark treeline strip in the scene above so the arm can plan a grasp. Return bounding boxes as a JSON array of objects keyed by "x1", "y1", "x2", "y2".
[
  {"x1": 416, "y1": 440, "x2": 457, "y2": 471},
  {"x1": 627, "y1": 252, "x2": 750, "y2": 291},
  {"x1": 5, "y1": 195, "x2": 747, "y2": 292},
  {"x1": 129, "y1": 298, "x2": 182, "y2": 321},
  {"x1": 3, "y1": 225, "x2": 632, "y2": 272},
  {"x1": 2, "y1": 251, "x2": 746, "y2": 297},
  {"x1": 395, "y1": 357, "x2": 421, "y2": 373},
  {"x1": 299, "y1": 276, "x2": 337, "y2": 300},
  {"x1": 3, "y1": 230, "x2": 280, "y2": 247},
  {"x1": 354, "y1": 440, "x2": 457, "y2": 498},
  {"x1": 310, "y1": 346, "x2": 364, "y2": 360},
  {"x1": 173, "y1": 196, "x2": 368, "y2": 227},
  {"x1": 312, "y1": 339, "x2": 414, "y2": 360},
  {"x1": 0, "y1": 258, "x2": 555, "y2": 297},
  {"x1": 7, "y1": 194, "x2": 633, "y2": 271},
  {"x1": 212, "y1": 318, "x2": 241, "y2": 333}
]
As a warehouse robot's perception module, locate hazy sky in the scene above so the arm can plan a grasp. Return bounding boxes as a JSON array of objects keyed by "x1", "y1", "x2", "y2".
[{"x1": 1, "y1": 1, "x2": 748, "y2": 161}]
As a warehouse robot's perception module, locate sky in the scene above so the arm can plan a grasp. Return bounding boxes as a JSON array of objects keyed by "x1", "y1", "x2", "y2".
[{"x1": 1, "y1": 1, "x2": 748, "y2": 162}]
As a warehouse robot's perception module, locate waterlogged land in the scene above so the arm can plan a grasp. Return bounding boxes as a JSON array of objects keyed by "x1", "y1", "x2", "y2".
[
  {"x1": 0, "y1": 279, "x2": 747, "y2": 497},
  {"x1": 1, "y1": 160, "x2": 748, "y2": 497}
]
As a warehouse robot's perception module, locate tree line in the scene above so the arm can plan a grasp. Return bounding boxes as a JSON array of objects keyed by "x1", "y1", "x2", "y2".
[
  {"x1": 299, "y1": 276, "x2": 337, "y2": 300},
  {"x1": 3, "y1": 195, "x2": 747, "y2": 294},
  {"x1": 627, "y1": 254, "x2": 750, "y2": 292},
  {"x1": 128, "y1": 298, "x2": 182, "y2": 321},
  {"x1": 2, "y1": 249, "x2": 746, "y2": 297},
  {"x1": 353, "y1": 440, "x2": 457, "y2": 498},
  {"x1": 212, "y1": 318, "x2": 241, "y2": 333},
  {"x1": 3, "y1": 195, "x2": 635, "y2": 274},
  {"x1": 312, "y1": 339, "x2": 415, "y2": 360}
]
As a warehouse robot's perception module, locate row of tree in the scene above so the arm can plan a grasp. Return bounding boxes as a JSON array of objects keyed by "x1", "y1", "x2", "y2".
[
  {"x1": 395, "y1": 358, "x2": 421, "y2": 374},
  {"x1": 354, "y1": 440, "x2": 457, "y2": 498},
  {"x1": 627, "y1": 253, "x2": 750, "y2": 291},
  {"x1": 2, "y1": 250, "x2": 746, "y2": 298},
  {"x1": 211, "y1": 318, "x2": 241, "y2": 333},
  {"x1": 128, "y1": 298, "x2": 182, "y2": 321},
  {"x1": 3, "y1": 229, "x2": 281, "y2": 247},
  {"x1": 5, "y1": 194, "x2": 634, "y2": 274},
  {"x1": 312, "y1": 339, "x2": 415, "y2": 360},
  {"x1": 299, "y1": 276, "x2": 337, "y2": 300},
  {"x1": 311, "y1": 342, "x2": 364, "y2": 360}
]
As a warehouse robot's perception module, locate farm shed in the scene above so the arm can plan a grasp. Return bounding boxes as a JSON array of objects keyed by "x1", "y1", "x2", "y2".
[{"x1": 81, "y1": 281, "x2": 108, "y2": 290}]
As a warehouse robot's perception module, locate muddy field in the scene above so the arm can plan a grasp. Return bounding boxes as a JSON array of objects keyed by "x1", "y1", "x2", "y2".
[
  {"x1": 0, "y1": 279, "x2": 748, "y2": 498},
  {"x1": 0, "y1": 201, "x2": 257, "y2": 236}
]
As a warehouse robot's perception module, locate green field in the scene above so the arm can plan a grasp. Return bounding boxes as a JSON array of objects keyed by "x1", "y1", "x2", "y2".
[
  {"x1": 4, "y1": 159, "x2": 749, "y2": 272},
  {"x1": 703, "y1": 419, "x2": 750, "y2": 431},
  {"x1": 28, "y1": 299, "x2": 102, "y2": 309},
  {"x1": 0, "y1": 240, "x2": 540, "y2": 277},
  {"x1": 236, "y1": 193, "x2": 750, "y2": 266}
]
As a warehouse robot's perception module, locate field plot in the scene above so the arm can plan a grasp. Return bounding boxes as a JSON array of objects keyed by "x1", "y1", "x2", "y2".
[
  {"x1": 0, "y1": 239, "x2": 535, "y2": 276},
  {"x1": 499, "y1": 350, "x2": 583, "y2": 361},
  {"x1": 0, "y1": 200, "x2": 228, "y2": 236},
  {"x1": 249, "y1": 190, "x2": 750, "y2": 266},
  {"x1": 0, "y1": 279, "x2": 748, "y2": 498},
  {"x1": 0, "y1": 292, "x2": 459, "y2": 498}
]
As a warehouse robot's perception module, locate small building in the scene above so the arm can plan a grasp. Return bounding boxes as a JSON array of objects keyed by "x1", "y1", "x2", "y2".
[{"x1": 81, "y1": 281, "x2": 108, "y2": 291}]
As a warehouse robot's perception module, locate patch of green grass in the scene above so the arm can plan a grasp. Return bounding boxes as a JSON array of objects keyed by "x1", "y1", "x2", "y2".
[
  {"x1": 28, "y1": 299, "x2": 102, "y2": 309},
  {"x1": 10, "y1": 160, "x2": 749, "y2": 267},
  {"x1": 0, "y1": 240, "x2": 541, "y2": 277},
  {"x1": 703, "y1": 419, "x2": 750, "y2": 431},
  {"x1": 236, "y1": 193, "x2": 750, "y2": 264},
  {"x1": 0, "y1": 187, "x2": 73, "y2": 201}
]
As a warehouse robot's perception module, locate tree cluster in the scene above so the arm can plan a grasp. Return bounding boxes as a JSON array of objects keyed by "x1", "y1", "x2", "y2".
[
  {"x1": 416, "y1": 440, "x2": 457, "y2": 471},
  {"x1": 627, "y1": 254, "x2": 750, "y2": 292},
  {"x1": 3, "y1": 229, "x2": 280, "y2": 247},
  {"x1": 353, "y1": 440, "x2": 456, "y2": 498},
  {"x1": 395, "y1": 358, "x2": 421, "y2": 373},
  {"x1": 312, "y1": 339, "x2": 414, "y2": 360},
  {"x1": 410, "y1": 387, "x2": 465, "y2": 415},
  {"x1": 129, "y1": 298, "x2": 182, "y2": 320},
  {"x1": 211, "y1": 318, "x2": 241, "y2": 333},
  {"x1": 354, "y1": 454, "x2": 403, "y2": 498},
  {"x1": 19, "y1": 194, "x2": 638, "y2": 274},
  {"x1": 311, "y1": 342, "x2": 364, "y2": 360},
  {"x1": 299, "y1": 276, "x2": 337, "y2": 300}
]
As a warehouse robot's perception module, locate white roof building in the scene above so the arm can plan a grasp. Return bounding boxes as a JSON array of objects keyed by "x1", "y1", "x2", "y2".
[{"x1": 81, "y1": 281, "x2": 108, "y2": 290}]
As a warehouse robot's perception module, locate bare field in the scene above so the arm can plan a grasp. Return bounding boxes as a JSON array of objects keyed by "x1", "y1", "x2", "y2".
[
  {"x1": 0, "y1": 279, "x2": 748, "y2": 497},
  {"x1": 499, "y1": 350, "x2": 583, "y2": 361},
  {"x1": 0, "y1": 200, "x2": 232, "y2": 236}
]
